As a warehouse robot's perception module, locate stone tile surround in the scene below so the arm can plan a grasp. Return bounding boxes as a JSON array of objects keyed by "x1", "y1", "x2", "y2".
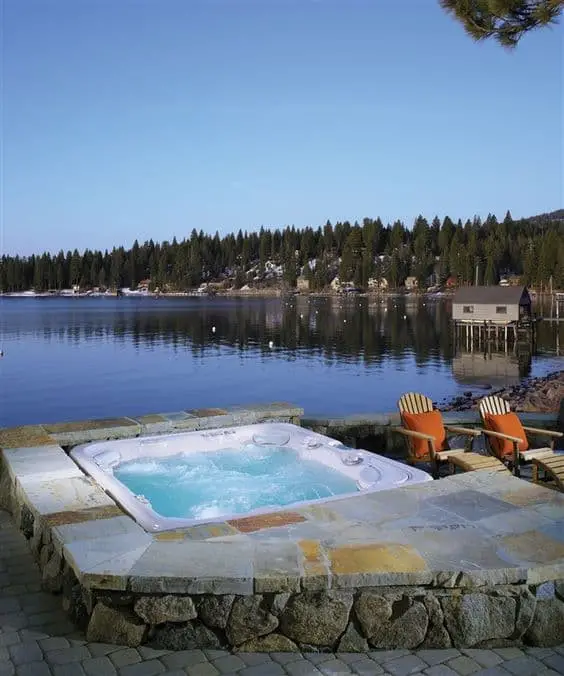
[{"x1": 1, "y1": 403, "x2": 564, "y2": 653}]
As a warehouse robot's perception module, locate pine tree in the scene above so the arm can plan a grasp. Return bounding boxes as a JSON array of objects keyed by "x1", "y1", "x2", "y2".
[
  {"x1": 69, "y1": 250, "x2": 82, "y2": 287},
  {"x1": 315, "y1": 255, "x2": 329, "y2": 290},
  {"x1": 361, "y1": 245, "x2": 374, "y2": 288},
  {"x1": 258, "y1": 228, "x2": 269, "y2": 276},
  {"x1": 412, "y1": 215, "x2": 432, "y2": 288}
]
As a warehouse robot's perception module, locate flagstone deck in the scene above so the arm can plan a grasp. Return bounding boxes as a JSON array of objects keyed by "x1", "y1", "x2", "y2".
[{"x1": 1, "y1": 404, "x2": 564, "y2": 654}]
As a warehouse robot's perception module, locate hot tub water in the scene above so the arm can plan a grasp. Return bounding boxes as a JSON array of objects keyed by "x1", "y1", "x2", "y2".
[{"x1": 113, "y1": 444, "x2": 358, "y2": 521}]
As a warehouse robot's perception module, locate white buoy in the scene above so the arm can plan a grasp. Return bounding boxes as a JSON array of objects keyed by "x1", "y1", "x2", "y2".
[
  {"x1": 211, "y1": 326, "x2": 216, "y2": 333},
  {"x1": 343, "y1": 319, "x2": 347, "y2": 323},
  {"x1": 403, "y1": 315, "x2": 407, "y2": 320},
  {"x1": 268, "y1": 341, "x2": 274, "y2": 349},
  {"x1": 300, "y1": 314, "x2": 303, "y2": 319}
]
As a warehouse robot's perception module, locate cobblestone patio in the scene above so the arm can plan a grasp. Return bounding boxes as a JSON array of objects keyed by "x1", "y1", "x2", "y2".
[{"x1": 1, "y1": 512, "x2": 563, "y2": 676}]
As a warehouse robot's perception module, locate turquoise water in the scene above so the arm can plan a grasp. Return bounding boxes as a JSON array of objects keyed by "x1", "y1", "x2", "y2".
[{"x1": 113, "y1": 445, "x2": 359, "y2": 520}]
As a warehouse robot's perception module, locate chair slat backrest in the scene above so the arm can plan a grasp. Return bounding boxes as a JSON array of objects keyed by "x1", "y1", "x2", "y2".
[
  {"x1": 479, "y1": 395, "x2": 511, "y2": 421},
  {"x1": 398, "y1": 392, "x2": 434, "y2": 415},
  {"x1": 397, "y1": 392, "x2": 436, "y2": 465}
]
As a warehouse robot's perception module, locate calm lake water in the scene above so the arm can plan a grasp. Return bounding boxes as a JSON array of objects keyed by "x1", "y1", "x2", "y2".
[{"x1": 0, "y1": 296, "x2": 562, "y2": 427}]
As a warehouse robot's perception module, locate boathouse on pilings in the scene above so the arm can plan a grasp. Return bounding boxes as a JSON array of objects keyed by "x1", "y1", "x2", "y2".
[{"x1": 451, "y1": 285, "x2": 534, "y2": 348}]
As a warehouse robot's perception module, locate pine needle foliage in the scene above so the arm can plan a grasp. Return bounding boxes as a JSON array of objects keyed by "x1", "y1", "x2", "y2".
[{"x1": 440, "y1": 0, "x2": 563, "y2": 47}]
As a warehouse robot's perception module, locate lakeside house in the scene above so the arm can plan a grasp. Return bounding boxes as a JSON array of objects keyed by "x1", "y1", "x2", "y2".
[
  {"x1": 330, "y1": 277, "x2": 342, "y2": 292},
  {"x1": 296, "y1": 276, "x2": 310, "y2": 292},
  {"x1": 452, "y1": 285, "x2": 532, "y2": 325},
  {"x1": 499, "y1": 275, "x2": 522, "y2": 287},
  {"x1": 367, "y1": 277, "x2": 388, "y2": 291}
]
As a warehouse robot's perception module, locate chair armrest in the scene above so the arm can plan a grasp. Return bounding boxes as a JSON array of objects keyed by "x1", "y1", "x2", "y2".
[
  {"x1": 482, "y1": 428, "x2": 522, "y2": 476},
  {"x1": 392, "y1": 426, "x2": 439, "y2": 468},
  {"x1": 482, "y1": 428, "x2": 523, "y2": 444},
  {"x1": 444, "y1": 425, "x2": 481, "y2": 437},
  {"x1": 522, "y1": 426, "x2": 563, "y2": 438},
  {"x1": 392, "y1": 427, "x2": 435, "y2": 441}
]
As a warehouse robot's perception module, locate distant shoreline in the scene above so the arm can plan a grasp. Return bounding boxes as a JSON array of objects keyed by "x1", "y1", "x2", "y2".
[
  {"x1": 0, "y1": 289, "x2": 450, "y2": 299},
  {"x1": 0, "y1": 288, "x2": 559, "y2": 301}
]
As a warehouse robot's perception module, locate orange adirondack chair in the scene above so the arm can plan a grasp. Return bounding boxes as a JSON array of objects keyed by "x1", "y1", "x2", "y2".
[
  {"x1": 479, "y1": 395, "x2": 563, "y2": 477},
  {"x1": 395, "y1": 392, "x2": 482, "y2": 478}
]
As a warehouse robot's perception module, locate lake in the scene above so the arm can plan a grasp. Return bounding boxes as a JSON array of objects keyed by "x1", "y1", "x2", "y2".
[{"x1": 0, "y1": 296, "x2": 562, "y2": 428}]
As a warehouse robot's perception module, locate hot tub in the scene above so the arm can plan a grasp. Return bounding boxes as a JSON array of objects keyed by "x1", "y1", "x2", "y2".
[{"x1": 70, "y1": 422, "x2": 432, "y2": 532}]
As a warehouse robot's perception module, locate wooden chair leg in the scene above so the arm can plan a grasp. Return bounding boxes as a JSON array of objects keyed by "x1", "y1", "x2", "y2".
[
  {"x1": 513, "y1": 463, "x2": 521, "y2": 478},
  {"x1": 512, "y1": 442, "x2": 520, "y2": 478}
]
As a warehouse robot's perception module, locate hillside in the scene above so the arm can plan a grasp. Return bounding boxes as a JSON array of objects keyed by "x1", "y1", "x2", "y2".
[{"x1": 525, "y1": 209, "x2": 564, "y2": 223}]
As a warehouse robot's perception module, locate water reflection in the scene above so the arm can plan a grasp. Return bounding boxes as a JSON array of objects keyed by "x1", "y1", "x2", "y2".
[
  {"x1": 452, "y1": 348, "x2": 533, "y2": 387},
  {"x1": 1, "y1": 296, "x2": 561, "y2": 367},
  {"x1": 0, "y1": 296, "x2": 561, "y2": 427}
]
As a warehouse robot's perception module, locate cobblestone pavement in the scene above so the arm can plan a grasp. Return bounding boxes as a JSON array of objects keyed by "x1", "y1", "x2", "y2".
[{"x1": 1, "y1": 511, "x2": 563, "y2": 676}]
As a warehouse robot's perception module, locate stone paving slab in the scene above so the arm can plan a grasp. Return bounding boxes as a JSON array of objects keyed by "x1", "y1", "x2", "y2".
[
  {"x1": 1, "y1": 446, "x2": 84, "y2": 483},
  {"x1": 16, "y1": 475, "x2": 117, "y2": 519},
  {"x1": 2, "y1": 509, "x2": 564, "y2": 676}
]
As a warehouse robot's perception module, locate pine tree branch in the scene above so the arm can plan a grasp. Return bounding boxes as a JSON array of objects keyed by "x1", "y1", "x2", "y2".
[{"x1": 439, "y1": 0, "x2": 564, "y2": 47}]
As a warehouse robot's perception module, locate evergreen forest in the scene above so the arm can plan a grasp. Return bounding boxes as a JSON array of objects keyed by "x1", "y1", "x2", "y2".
[{"x1": 1, "y1": 210, "x2": 563, "y2": 293}]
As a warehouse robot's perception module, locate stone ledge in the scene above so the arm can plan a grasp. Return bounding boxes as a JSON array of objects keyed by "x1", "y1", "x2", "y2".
[
  {"x1": 0, "y1": 403, "x2": 304, "y2": 449},
  {"x1": 302, "y1": 411, "x2": 558, "y2": 430},
  {"x1": 43, "y1": 417, "x2": 141, "y2": 445}
]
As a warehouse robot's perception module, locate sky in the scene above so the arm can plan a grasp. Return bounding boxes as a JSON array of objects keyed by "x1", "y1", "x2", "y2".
[{"x1": 2, "y1": 0, "x2": 563, "y2": 256}]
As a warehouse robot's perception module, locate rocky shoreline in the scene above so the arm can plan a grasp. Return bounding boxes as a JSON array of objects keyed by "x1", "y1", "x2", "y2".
[{"x1": 443, "y1": 370, "x2": 564, "y2": 414}]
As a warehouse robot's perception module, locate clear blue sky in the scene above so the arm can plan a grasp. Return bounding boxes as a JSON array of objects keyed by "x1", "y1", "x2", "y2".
[{"x1": 2, "y1": 0, "x2": 562, "y2": 255}]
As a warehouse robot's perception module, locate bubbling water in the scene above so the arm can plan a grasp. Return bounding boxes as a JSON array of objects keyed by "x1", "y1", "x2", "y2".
[{"x1": 113, "y1": 444, "x2": 358, "y2": 520}]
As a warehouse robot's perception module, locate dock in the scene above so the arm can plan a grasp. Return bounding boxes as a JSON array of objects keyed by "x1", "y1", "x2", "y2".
[{"x1": 543, "y1": 292, "x2": 564, "y2": 322}]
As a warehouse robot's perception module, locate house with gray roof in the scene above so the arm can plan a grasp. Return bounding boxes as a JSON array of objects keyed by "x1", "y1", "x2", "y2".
[{"x1": 452, "y1": 286, "x2": 532, "y2": 325}]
